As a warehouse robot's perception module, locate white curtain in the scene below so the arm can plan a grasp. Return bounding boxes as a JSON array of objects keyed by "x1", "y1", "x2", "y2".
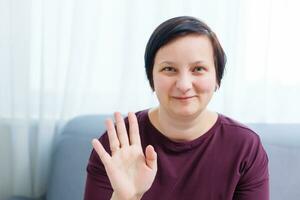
[
  {"x1": 0, "y1": 0, "x2": 299, "y2": 199},
  {"x1": 208, "y1": 0, "x2": 300, "y2": 123}
]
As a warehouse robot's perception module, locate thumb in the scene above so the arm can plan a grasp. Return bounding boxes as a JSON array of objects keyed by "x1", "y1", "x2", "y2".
[{"x1": 145, "y1": 145, "x2": 157, "y2": 171}]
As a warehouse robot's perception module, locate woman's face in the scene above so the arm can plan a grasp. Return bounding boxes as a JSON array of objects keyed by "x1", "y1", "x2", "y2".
[{"x1": 153, "y1": 34, "x2": 217, "y2": 118}]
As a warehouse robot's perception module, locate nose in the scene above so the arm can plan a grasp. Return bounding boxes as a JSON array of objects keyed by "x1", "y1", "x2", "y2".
[{"x1": 175, "y1": 73, "x2": 193, "y2": 93}]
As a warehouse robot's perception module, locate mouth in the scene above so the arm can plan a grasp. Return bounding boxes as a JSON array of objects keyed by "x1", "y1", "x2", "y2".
[{"x1": 172, "y1": 96, "x2": 197, "y2": 100}]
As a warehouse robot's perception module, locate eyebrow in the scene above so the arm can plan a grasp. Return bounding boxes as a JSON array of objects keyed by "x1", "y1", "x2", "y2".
[{"x1": 158, "y1": 60, "x2": 206, "y2": 65}]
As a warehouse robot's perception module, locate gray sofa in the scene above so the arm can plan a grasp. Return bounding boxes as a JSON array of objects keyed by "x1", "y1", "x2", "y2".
[{"x1": 9, "y1": 115, "x2": 300, "y2": 200}]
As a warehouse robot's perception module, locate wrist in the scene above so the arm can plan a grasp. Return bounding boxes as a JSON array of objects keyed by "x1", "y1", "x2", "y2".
[{"x1": 111, "y1": 192, "x2": 143, "y2": 200}]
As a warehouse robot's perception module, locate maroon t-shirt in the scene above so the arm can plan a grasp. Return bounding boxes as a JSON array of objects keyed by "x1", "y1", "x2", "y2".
[{"x1": 84, "y1": 110, "x2": 269, "y2": 200}]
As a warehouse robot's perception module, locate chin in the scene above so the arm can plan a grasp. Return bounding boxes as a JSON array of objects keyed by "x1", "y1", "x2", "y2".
[{"x1": 172, "y1": 107, "x2": 203, "y2": 118}]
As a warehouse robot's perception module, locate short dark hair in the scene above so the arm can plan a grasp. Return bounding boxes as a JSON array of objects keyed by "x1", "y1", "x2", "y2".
[{"x1": 144, "y1": 16, "x2": 226, "y2": 91}]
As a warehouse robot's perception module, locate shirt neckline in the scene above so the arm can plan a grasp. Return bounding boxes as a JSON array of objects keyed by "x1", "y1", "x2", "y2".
[{"x1": 144, "y1": 109, "x2": 221, "y2": 152}]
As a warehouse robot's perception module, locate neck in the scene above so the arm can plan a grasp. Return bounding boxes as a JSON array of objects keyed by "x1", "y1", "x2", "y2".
[{"x1": 149, "y1": 107, "x2": 217, "y2": 142}]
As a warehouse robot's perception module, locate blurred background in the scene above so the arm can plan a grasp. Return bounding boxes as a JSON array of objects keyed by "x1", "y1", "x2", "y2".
[{"x1": 0, "y1": 0, "x2": 299, "y2": 199}]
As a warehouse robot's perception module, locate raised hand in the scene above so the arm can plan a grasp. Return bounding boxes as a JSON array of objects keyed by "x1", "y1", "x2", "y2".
[{"x1": 92, "y1": 112, "x2": 157, "y2": 200}]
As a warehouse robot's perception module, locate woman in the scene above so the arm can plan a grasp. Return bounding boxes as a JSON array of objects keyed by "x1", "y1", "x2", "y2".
[{"x1": 84, "y1": 16, "x2": 269, "y2": 200}]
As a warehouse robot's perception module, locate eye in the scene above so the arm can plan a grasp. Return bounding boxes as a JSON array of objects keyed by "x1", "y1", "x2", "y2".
[
  {"x1": 162, "y1": 66, "x2": 176, "y2": 72},
  {"x1": 193, "y1": 66, "x2": 205, "y2": 73}
]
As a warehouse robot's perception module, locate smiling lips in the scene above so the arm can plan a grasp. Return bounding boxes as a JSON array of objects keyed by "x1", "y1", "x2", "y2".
[{"x1": 173, "y1": 96, "x2": 196, "y2": 100}]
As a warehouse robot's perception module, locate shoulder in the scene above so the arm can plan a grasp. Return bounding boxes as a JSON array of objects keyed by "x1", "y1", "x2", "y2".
[
  {"x1": 217, "y1": 114, "x2": 269, "y2": 176},
  {"x1": 218, "y1": 114, "x2": 260, "y2": 141},
  {"x1": 134, "y1": 109, "x2": 150, "y2": 124},
  {"x1": 216, "y1": 113, "x2": 264, "y2": 152}
]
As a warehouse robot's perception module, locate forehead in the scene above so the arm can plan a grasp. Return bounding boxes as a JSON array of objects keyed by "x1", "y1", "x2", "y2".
[{"x1": 154, "y1": 34, "x2": 214, "y2": 64}]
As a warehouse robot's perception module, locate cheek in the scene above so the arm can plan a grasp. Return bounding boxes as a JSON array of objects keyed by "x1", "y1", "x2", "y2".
[
  {"x1": 195, "y1": 77, "x2": 216, "y2": 92},
  {"x1": 153, "y1": 76, "x2": 172, "y2": 92}
]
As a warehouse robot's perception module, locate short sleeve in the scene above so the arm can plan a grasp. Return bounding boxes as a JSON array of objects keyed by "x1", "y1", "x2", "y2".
[
  {"x1": 84, "y1": 133, "x2": 113, "y2": 200},
  {"x1": 233, "y1": 135, "x2": 269, "y2": 200}
]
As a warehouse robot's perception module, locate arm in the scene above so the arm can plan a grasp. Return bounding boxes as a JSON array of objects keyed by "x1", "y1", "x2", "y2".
[
  {"x1": 84, "y1": 112, "x2": 157, "y2": 200},
  {"x1": 233, "y1": 136, "x2": 269, "y2": 200}
]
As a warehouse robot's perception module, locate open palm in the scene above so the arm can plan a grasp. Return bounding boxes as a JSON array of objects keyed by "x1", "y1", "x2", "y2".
[{"x1": 92, "y1": 112, "x2": 157, "y2": 200}]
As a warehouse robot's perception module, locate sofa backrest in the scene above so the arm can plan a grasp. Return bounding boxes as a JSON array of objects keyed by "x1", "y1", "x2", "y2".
[
  {"x1": 46, "y1": 115, "x2": 300, "y2": 200},
  {"x1": 248, "y1": 123, "x2": 300, "y2": 200},
  {"x1": 46, "y1": 115, "x2": 110, "y2": 200}
]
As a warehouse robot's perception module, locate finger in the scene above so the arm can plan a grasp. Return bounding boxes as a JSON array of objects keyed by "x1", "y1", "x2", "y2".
[
  {"x1": 145, "y1": 145, "x2": 157, "y2": 171},
  {"x1": 92, "y1": 138, "x2": 111, "y2": 167},
  {"x1": 105, "y1": 118, "x2": 120, "y2": 154},
  {"x1": 114, "y1": 112, "x2": 129, "y2": 147},
  {"x1": 128, "y1": 112, "x2": 141, "y2": 145}
]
